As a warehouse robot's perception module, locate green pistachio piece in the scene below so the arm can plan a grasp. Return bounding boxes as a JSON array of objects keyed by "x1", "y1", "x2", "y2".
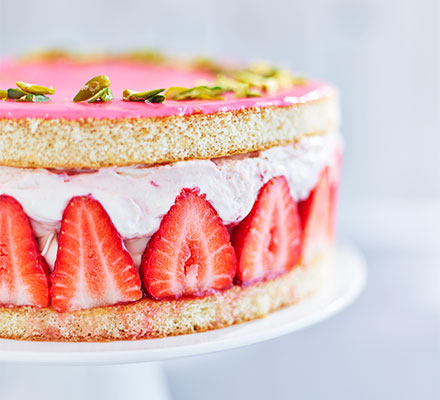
[
  {"x1": 164, "y1": 87, "x2": 189, "y2": 99},
  {"x1": 147, "y1": 94, "x2": 166, "y2": 104},
  {"x1": 192, "y1": 57, "x2": 226, "y2": 74},
  {"x1": 214, "y1": 74, "x2": 262, "y2": 98},
  {"x1": 16, "y1": 93, "x2": 50, "y2": 102},
  {"x1": 0, "y1": 89, "x2": 7, "y2": 100},
  {"x1": 291, "y1": 76, "x2": 308, "y2": 85},
  {"x1": 262, "y1": 76, "x2": 279, "y2": 93},
  {"x1": 87, "y1": 87, "x2": 114, "y2": 103},
  {"x1": 74, "y1": 75, "x2": 111, "y2": 102},
  {"x1": 246, "y1": 61, "x2": 276, "y2": 77},
  {"x1": 123, "y1": 88, "x2": 165, "y2": 101},
  {"x1": 234, "y1": 71, "x2": 267, "y2": 88},
  {"x1": 234, "y1": 70, "x2": 290, "y2": 93},
  {"x1": 33, "y1": 94, "x2": 51, "y2": 102},
  {"x1": 269, "y1": 69, "x2": 293, "y2": 89},
  {"x1": 122, "y1": 88, "x2": 133, "y2": 99},
  {"x1": 23, "y1": 49, "x2": 71, "y2": 62},
  {"x1": 7, "y1": 88, "x2": 28, "y2": 99},
  {"x1": 168, "y1": 85, "x2": 227, "y2": 101},
  {"x1": 215, "y1": 74, "x2": 247, "y2": 92},
  {"x1": 126, "y1": 49, "x2": 165, "y2": 63},
  {"x1": 8, "y1": 90, "x2": 23, "y2": 100},
  {"x1": 100, "y1": 88, "x2": 114, "y2": 102},
  {"x1": 16, "y1": 81, "x2": 56, "y2": 95},
  {"x1": 16, "y1": 94, "x2": 34, "y2": 102},
  {"x1": 246, "y1": 63, "x2": 307, "y2": 88},
  {"x1": 234, "y1": 86, "x2": 262, "y2": 98}
]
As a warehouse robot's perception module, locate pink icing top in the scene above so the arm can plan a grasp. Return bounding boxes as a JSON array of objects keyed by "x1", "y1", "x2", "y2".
[{"x1": 0, "y1": 59, "x2": 334, "y2": 120}]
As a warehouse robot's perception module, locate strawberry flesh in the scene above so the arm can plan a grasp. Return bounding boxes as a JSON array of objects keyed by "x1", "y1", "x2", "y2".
[
  {"x1": 298, "y1": 167, "x2": 332, "y2": 264},
  {"x1": 141, "y1": 188, "x2": 236, "y2": 300},
  {"x1": 0, "y1": 195, "x2": 49, "y2": 307},
  {"x1": 232, "y1": 176, "x2": 302, "y2": 285},
  {"x1": 51, "y1": 196, "x2": 142, "y2": 312},
  {"x1": 328, "y1": 152, "x2": 342, "y2": 239}
]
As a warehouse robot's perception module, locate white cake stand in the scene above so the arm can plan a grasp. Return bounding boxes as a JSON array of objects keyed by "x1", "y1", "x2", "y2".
[{"x1": 0, "y1": 245, "x2": 366, "y2": 400}]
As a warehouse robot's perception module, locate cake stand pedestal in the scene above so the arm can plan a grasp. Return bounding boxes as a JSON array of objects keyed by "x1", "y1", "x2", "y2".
[{"x1": 0, "y1": 245, "x2": 366, "y2": 400}]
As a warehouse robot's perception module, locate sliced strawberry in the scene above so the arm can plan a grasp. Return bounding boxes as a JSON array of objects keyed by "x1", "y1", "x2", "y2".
[
  {"x1": 141, "y1": 188, "x2": 236, "y2": 299},
  {"x1": 51, "y1": 196, "x2": 142, "y2": 312},
  {"x1": 0, "y1": 195, "x2": 49, "y2": 307},
  {"x1": 231, "y1": 176, "x2": 302, "y2": 285},
  {"x1": 328, "y1": 152, "x2": 342, "y2": 238},
  {"x1": 298, "y1": 168, "x2": 331, "y2": 264}
]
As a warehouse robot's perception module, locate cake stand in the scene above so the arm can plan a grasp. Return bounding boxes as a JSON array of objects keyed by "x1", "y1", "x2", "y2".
[{"x1": 0, "y1": 244, "x2": 367, "y2": 400}]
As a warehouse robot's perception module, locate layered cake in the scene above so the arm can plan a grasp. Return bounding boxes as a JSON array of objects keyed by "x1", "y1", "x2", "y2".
[{"x1": 0, "y1": 52, "x2": 341, "y2": 341}]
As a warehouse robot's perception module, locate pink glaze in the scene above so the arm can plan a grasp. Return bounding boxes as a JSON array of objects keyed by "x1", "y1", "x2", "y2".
[{"x1": 0, "y1": 59, "x2": 335, "y2": 120}]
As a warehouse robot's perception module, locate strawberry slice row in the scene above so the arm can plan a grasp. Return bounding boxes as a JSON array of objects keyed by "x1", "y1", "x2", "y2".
[{"x1": 0, "y1": 165, "x2": 338, "y2": 311}]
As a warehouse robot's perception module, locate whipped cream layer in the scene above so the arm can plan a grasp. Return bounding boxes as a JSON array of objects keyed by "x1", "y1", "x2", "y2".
[{"x1": 0, "y1": 131, "x2": 341, "y2": 267}]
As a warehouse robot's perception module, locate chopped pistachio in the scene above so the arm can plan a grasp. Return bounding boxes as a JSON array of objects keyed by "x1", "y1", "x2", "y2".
[
  {"x1": 126, "y1": 49, "x2": 165, "y2": 63},
  {"x1": 87, "y1": 87, "x2": 114, "y2": 103},
  {"x1": 33, "y1": 94, "x2": 51, "y2": 102},
  {"x1": 267, "y1": 69, "x2": 307, "y2": 88},
  {"x1": 123, "y1": 88, "x2": 165, "y2": 102},
  {"x1": 122, "y1": 88, "x2": 132, "y2": 99},
  {"x1": 246, "y1": 61, "x2": 276, "y2": 77},
  {"x1": 147, "y1": 94, "x2": 166, "y2": 104},
  {"x1": 235, "y1": 62, "x2": 308, "y2": 92},
  {"x1": 0, "y1": 89, "x2": 7, "y2": 100},
  {"x1": 269, "y1": 69, "x2": 293, "y2": 89},
  {"x1": 235, "y1": 86, "x2": 262, "y2": 98},
  {"x1": 16, "y1": 94, "x2": 34, "y2": 102},
  {"x1": 167, "y1": 85, "x2": 226, "y2": 101},
  {"x1": 16, "y1": 81, "x2": 55, "y2": 95},
  {"x1": 164, "y1": 87, "x2": 189, "y2": 99},
  {"x1": 263, "y1": 77, "x2": 280, "y2": 93},
  {"x1": 16, "y1": 93, "x2": 50, "y2": 102},
  {"x1": 247, "y1": 62, "x2": 307, "y2": 88},
  {"x1": 291, "y1": 76, "x2": 308, "y2": 85},
  {"x1": 215, "y1": 74, "x2": 263, "y2": 98},
  {"x1": 192, "y1": 57, "x2": 227, "y2": 74},
  {"x1": 73, "y1": 75, "x2": 111, "y2": 102},
  {"x1": 234, "y1": 71, "x2": 267, "y2": 88},
  {"x1": 234, "y1": 70, "x2": 278, "y2": 93},
  {"x1": 22, "y1": 49, "x2": 71, "y2": 62},
  {"x1": 215, "y1": 74, "x2": 247, "y2": 92},
  {"x1": 7, "y1": 88, "x2": 28, "y2": 99}
]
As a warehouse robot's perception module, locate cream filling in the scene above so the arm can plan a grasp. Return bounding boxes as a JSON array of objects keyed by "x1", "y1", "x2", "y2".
[{"x1": 0, "y1": 131, "x2": 342, "y2": 268}]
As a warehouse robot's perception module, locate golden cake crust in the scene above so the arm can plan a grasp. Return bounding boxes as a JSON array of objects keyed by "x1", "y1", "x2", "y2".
[
  {"x1": 0, "y1": 95, "x2": 338, "y2": 169},
  {"x1": 0, "y1": 254, "x2": 328, "y2": 342}
]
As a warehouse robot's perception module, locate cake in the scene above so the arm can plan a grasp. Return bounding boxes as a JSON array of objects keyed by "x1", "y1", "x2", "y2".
[{"x1": 0, "y1": 51, "x2": 341, "y2": 341}]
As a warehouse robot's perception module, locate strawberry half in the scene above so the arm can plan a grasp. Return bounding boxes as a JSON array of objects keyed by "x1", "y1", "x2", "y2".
[
  {"x1": 141, "y1": 188, "x2": 236, "y2": 299},
  {"x1": 0, "y1": 195, "x2": 49, "y2": 307},
  {"x1": 51, "y1": 196, "x2": 142, "y2": 312},
  {"x1": 298, "y1": 167, "x2": 331, "y2": 264},
  {"x1": 328, "y1": 152, "x2": 342, "y2": 239},
  {"x1": 231, "y1": 176, "x2": 302, "y2": 285}
]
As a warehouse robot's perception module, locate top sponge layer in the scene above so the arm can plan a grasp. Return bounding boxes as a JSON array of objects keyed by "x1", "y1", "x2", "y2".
[{"x1": 0, "y1": 56, "x2": 339, "y2": 168}]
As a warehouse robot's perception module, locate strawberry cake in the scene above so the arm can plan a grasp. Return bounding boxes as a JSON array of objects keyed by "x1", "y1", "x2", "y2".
[{"x1": 0, "y1": 52, "x2": 341, "y2": 341}]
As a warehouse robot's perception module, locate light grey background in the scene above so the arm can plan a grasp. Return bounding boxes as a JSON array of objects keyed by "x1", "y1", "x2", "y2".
[
  {"x1": 0, "y1": 0, "x2": 438, "y2": 399},
  {"x1": 1, "y1": 0, "x2": 439, "y2": 202}
]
